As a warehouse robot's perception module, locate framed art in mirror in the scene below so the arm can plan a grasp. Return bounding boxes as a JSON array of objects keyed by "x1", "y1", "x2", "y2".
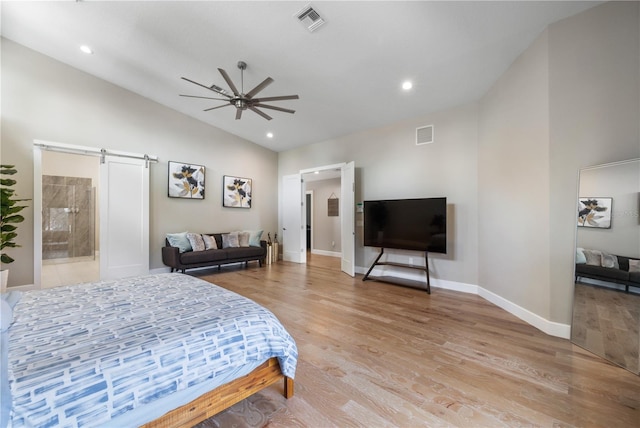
[
  {"x1": 168, "y1": 161, "x2": 205, "y2": 199},
  {"x1": 223, "y1": 175, "x2": 252, "y2": 208}
]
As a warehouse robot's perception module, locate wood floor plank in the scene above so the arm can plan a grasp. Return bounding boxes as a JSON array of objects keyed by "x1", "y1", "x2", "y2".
[{"x1": 192, "y1": 255, "x2": 639, "y2": 427}]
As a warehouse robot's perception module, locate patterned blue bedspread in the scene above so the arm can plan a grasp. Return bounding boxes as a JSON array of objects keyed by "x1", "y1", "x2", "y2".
[{"x1": 4, "y1": 273, "x2": 297, "y2": 427}]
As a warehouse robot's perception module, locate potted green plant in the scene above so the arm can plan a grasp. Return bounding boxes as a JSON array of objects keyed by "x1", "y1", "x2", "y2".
[{"x1": 1, "y1": 164, "x2": 30, "y2": 290}]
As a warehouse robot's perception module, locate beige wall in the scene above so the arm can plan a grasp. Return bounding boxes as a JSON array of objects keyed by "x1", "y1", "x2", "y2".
[
  {"x1": 478, "y1": 29, "x2": 551, "y2": 319},
  {"x1": 1, "y1": 39, "x2": 279, "y2": 287},
  {"x1": 279, "y1": 102, "x2": 480, "y2": 287}
]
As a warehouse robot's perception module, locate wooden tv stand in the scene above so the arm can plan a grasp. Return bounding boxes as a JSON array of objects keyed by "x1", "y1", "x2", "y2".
[{"x1": 362, "y1": 247, "x2": 431, "y2": 294}]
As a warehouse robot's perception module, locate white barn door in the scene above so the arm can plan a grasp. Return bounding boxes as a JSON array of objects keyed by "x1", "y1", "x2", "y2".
[
  {"x1": 282, "y1": 173, "x2": 305, "y2": 263},
  {"x1": 100, "y1": 156, "x2": 149, "y2": 279}
]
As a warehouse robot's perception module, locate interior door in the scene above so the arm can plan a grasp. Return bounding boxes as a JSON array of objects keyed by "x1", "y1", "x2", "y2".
[
  {"x1": 341, "y1": 161, "x2": 355, "y2": 276},
  {"x1": 282, "y1": 173, "x2": 305, "y2": 263},
  {"x1": 100, "y1": 156, "x2": 149, "y2": 279}
]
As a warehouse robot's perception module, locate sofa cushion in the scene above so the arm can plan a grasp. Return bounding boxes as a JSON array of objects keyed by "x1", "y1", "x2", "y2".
[
  {"x1": 222, "y1": 232, "x2": 240, "y2": 248},
  {"x1": 629, "y1": 271, "x2": 640, "y2": 285},
  {"x1": 180, "y1": 248, "x2": 229, "y2": 264},
  {"x1": 166, "y1": 232, "x2": 192, "y2": 253},
  {"x1": 202, "y1": 234, "x2": 218, "y2": 250},
  {"x1": 225, "y1": 247, "x2": 265, "y2": 259},
  {"x1": 186, "y1": 233, "x2": 205, "y2": 252},
  {"x1": 576, "y1": 264, "x2": 630, "y2": 281}
]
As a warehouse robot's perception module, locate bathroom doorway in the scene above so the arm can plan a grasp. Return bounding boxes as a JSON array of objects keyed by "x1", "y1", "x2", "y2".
[{"x1": 41, "y1": 151, "x2": 100, "y2": 288}]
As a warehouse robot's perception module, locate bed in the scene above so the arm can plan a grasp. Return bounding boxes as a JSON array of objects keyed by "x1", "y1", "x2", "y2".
[{"x1": 0, "y1": 273, "x2": 297, "y2": 427}]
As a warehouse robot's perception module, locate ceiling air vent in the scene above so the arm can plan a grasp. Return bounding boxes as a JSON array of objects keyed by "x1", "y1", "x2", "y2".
[
  {"x1": 295, "y1": 4, "x2": 325, "y2": 32},
  {"x1": 416, "y1": 125, "x2": 434, "y2": 145}
]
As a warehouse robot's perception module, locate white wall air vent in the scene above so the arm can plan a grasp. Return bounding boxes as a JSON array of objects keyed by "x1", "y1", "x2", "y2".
[
  {"x1": 295, "y1": 5, "x2": 325, "y2": 32},
  {"x1": 416, "y1": 125, "x2": 434, "y2": 145}
]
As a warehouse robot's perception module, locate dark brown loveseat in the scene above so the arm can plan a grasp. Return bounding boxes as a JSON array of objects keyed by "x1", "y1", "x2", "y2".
[{"x1": 162, "y1": 232, "x2": 267, "y2": 273}]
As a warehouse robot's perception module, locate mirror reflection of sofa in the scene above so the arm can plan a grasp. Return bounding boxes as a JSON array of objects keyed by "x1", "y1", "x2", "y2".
[{"x1": 575, "y1": 248, "x2": 640, "y2": 293}]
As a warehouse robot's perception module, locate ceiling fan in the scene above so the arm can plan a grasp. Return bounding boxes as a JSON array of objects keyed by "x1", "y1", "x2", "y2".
[{"x1": 180, "y1": 61, "x2": 299, "y2": 121}]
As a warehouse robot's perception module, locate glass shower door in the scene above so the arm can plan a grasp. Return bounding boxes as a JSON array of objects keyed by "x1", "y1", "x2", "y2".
[{"x1": 42, "y1": 176, "x2": 95, "y2": 260}]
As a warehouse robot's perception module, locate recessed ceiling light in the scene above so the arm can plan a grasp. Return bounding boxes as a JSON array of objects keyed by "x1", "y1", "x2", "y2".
[
  {"x1": 266, "y1": 132, "x2": 274, "y2": 139},
  {"x1": 80, "y1": 45, "x2": 94, "y2": 55},
  {"x1": 402, "y1": 81, "x2": 413, "y2": 91}
]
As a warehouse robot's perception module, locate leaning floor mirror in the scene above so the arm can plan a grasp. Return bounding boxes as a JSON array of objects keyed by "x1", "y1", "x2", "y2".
[{"x1": 572, "y1": 158, "x2": 640, "y2": 374}]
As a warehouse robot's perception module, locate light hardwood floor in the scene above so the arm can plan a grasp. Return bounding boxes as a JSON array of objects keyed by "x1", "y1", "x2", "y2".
[
  {"x1": 572, "y1": 282, "x2": 639, "y2": 374},
  {"x1": 192, "y1": 255, "x2": 639, "y2": 427}
]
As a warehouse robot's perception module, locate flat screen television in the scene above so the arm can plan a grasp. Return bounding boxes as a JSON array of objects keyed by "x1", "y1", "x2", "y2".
[{"x1": 363, "y1": 197, "x2": 447, "y2": 253}]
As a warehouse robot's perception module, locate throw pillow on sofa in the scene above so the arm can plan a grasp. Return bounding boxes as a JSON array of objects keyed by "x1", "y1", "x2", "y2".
[
  {"x1": 238, "y1": 231, "x2": 251, "y2": 247},
  {"x1": 186, "y1": 233, "x2": 205, "y2": 252},
  {"x1": 576, "y1": 247, "x2": 587, "y2": 264},
  {"x1": 583, "y1": 249, "x2": 602, "y2": 266},
  {"x1": 244, "y1": 229, "x2": 263, "y2": 247},
  {"x1": 601, "y1": 252, "x2": 619, "y2": 269},
  {"x1": 167, "y1": 232, "x2": 192, "y2": 253},
  {"x1": 202, "y1": 234, "x2": 217, "y2": 250},
  {"x1": 629, "y1": 259, "x2": 640, "y2": 273},
  {"x1": 222, "y1": 232, "x2": 240, "y2": 248}
]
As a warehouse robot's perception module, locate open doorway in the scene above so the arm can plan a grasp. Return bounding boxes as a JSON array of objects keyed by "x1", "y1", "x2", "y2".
[
  {"x1": 40, "y1": 151, "x2": 100, "y2": 288},
  {"x1": 283, "y1": 161, "x2": 354, "y2": 276},
  {"x1": 303, "y1": 173, "x2": 342, "y2": 260}
]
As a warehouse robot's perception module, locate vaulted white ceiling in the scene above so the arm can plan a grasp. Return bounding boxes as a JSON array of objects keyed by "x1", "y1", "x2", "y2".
[{"x1": 1, "y1": 1, "x2": 600, "y2": 152}]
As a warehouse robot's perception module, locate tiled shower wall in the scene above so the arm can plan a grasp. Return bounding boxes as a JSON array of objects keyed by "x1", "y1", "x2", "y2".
[{"x1": 42, "y1": 175, "x2": 95, "y2": 260}]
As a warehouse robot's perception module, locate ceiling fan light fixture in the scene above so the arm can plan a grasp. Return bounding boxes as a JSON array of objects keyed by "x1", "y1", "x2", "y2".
[{"x1": 181, "y1": 60, "x2": 299, "y2": 121}]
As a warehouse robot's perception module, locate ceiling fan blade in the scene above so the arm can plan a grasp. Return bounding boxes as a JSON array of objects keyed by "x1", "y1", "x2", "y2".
[
  {"x1": 180, "y1": 94, "x2": 231, "y2": 101},
  {"x1": 181, "y1": 77, "x2": 232, "y2": 98},
  {"x1": 245, "y1": 77, "x2": 274, "y2": 99},
  {"x1": 217, "y1": 68, "x2": 241, "y2": 96},
  {"x1": 203, "y1": 104, "x2": 233, "y2": 112},
  {"x1": 255, "y1": 104, "x2": 296, "y2": 114},
  {"x1": 253, "y1": 95, "x2": 299, "y2": 102},
  {"x1": 235, "y1": 108, "x2": 243, "y2": 120},
  {"x1": 248, "y1": 106, "x2": 272, "y2": 121}
]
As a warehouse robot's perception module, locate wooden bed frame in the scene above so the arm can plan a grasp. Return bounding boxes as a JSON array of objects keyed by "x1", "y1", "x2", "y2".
[{"x1": 142, "y1": 357, "x2": 294, "y2": 428}]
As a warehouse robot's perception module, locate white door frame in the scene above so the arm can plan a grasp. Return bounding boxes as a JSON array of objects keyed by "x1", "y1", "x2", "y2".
[{"x1": 285, "y1": 162, "x2": 355, "y2": 276}]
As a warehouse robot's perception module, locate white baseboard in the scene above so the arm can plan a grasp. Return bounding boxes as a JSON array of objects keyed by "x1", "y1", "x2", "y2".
[
  {"x1": 311, "y1": 249, "x2": 341, "y2": 258},
  {"x1": 477, "y1": 287, "x2": 571, "y2": 339},
  {"x1": 355, "y1": 265, "x2": 571, "y2": 339}
]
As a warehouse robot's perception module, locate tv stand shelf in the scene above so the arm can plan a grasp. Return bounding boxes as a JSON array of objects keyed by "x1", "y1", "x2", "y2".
[{"x1": 362, "y1": 248, "x2": 431, "y2": 294}]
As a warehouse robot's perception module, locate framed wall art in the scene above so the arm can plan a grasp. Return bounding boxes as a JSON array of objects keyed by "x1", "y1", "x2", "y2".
[
  {"x1": 223, "y1": 175, "x2": 252, "y2": 208},
  {"x1": 578, "y1": 197, "x2": 612, "y2": 228},
  {"x1": 168, "y1": 161, "x2": 205, "y2": 199}
]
